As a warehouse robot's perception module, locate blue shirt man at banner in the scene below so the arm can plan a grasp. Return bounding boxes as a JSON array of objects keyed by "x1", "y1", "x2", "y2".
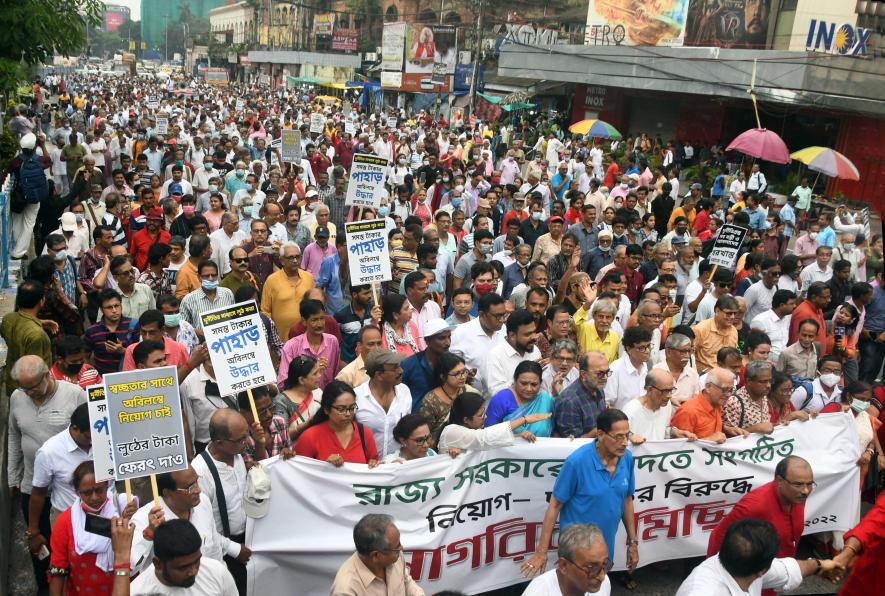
[{"x1": 521, "y1": 408, "x2": 639, "y2": 583}]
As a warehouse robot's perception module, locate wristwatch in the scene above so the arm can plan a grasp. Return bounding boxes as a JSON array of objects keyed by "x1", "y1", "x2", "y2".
[
  {"x1": 809, "y1": 557, "x2": 822, "y2": 574},
  {"x1": 628, "y1": 539, "x2": 639, "y2": 546}
]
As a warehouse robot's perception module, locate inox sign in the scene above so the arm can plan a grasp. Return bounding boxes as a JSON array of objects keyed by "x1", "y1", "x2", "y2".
[{"x1": 805, "y1": 19, "x2": 871, "y2": 56}]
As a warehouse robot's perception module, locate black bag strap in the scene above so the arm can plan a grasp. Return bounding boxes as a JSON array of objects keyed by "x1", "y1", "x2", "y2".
[
  {"x1": 738, "y1": 397, "x2": 746, "y2": 429},
  {"x1": 199, "y1": 450, "x2": 230, "y2": 538},
  {"x1": 355, "y1": 421, "x2": 369, "y2": 462}
]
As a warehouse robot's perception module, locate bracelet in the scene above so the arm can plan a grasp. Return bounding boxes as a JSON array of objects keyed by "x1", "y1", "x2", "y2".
[
  {"x1": 628, "y1": 539, "x2": 639, "y2": 545},
  {"x1": 114, "y1": 569, "x2": 131, "y2": 577},
  {"x1": 809, "y1": 557, "x2": 822, "y2": 574},
  {"x1": 112, "y1": 562, "x2": 131, "y2": 571},
  {"x1": 844, "y1": 542, "x2": 861, "y2": 556},
  {"x1": 142, "y1": 528, "x2": 154, "y2": 541}
]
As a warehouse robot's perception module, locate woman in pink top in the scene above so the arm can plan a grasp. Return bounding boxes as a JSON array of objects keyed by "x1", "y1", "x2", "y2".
[{"x1": 380, "y1": 293, "x2": 424, "y2": 357}]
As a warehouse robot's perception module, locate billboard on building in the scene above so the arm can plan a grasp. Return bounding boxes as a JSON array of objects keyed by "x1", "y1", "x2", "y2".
[
  {"x1": 585, "y1": 0, "x2": 691, "y2": 47},
  {"x1": 314, "y1": 13, "x2": 335, "y2": 37},
  {"x1": 381, "y1": 22, "x2": 407, "y2": 71},
  {"x1": 332, "y1": 29, "x2": 359, "y2": 51},
  {"x1": 404, "y1": 24, "x2": 457, "y2": 74},
  {"x1": 684, "y1": 0, "x2": 773, "y2": 49},
  {"x1": 104, "y1": 4, "x2": 130, "y2": 32}
]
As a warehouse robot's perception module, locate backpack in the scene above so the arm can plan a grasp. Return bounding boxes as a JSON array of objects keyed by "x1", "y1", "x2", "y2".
[{"x1": 17, "y1": 153, "x2": 49, "y2": 204}]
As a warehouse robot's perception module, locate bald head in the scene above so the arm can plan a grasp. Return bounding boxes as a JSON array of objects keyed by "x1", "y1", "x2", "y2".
[
  {"x1": 644, "y1": 368, "x2": 670, "y2": 389},
  {"x1": 11, "y1": 355, "x2": 49, "y2": 386},
  {"x1": 208, "y1": 409, "x2": 247, "y2": 442}
]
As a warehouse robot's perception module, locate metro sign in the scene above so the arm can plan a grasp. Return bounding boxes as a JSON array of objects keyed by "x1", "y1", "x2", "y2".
[{"x1": 805, "y1": 19, "x2": 871, "y2": 56}]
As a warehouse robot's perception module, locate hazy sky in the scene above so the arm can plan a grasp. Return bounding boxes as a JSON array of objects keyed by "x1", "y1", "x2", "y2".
[{"x1": 110, "y1": 0, "x2": 141, "y2": 21}]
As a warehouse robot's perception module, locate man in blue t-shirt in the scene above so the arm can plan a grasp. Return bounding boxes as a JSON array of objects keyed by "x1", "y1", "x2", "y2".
[{"x1": 520, "y1": 407, "x2": 639, "y2": 581}]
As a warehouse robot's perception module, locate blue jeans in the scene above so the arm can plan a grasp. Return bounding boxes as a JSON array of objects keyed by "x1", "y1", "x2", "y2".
[{"x1": 859, "y1": 335, "x2": 885, "y2": 383}]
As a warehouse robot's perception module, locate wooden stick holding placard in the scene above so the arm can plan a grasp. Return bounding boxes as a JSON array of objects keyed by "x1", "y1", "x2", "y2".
[
  {"x1": 371, "y1": 282, "x2": 379, "y2": 307},
  {"x1": 150, "y1": 474, "x2": 159, "y2": 509},
  {"x1": 124, "y1": 479, "x2": 133, "y2": 504},
  {"x1": 246, "y1": 388, "x2": 260, "y2": 425}
]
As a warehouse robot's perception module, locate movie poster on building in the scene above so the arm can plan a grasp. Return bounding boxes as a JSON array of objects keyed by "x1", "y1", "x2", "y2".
[
  {"x1": 201, "y1": 301, "x2": 277, "y2": 397},
  {"x1": 345, "y1": 154, "x2": 388, "y2": 208},
  {"x1": 104, "y1": 367, "x2": 187, "y2": 481},
  {"x1": 684, "y1": 0, "x2": 772, "y2": 49},
  {"x1": 87, "y1": 384, "x2": 115, "y2": 483},
  {"x1": 585, "y1": 0, "x2": 691, "y2": 47},
  {"x1": 332, "y1": 28, "x2": 359, "y2": 51},
  {"x1": 382, "y1": 22, "x2": 407, "y2": 71},
  {"x1": 345, "y1": 219, "x2": 392, "y2": 286},
  {"x1": 314, "y1": 13, "x2": 335, "y2": 37},
  {"x1": 405, "y1": 24, "x2": 457, "y2": 74},
  {"x1": 248, "y1": 415, "x2": 860, "y2": 596}
]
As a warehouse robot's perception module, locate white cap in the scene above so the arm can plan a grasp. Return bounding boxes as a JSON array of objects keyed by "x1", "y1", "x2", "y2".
[
  {"x1": 20, "y1": 133, "x2": 37, "y2": 150},
  {"x1": 421, "y1": 318, "x2": 452, "y2": 339},
  {"x1": 305, "y1": 189, "x2": 318, "y2": 199},
  {"x1": 244, "y1": 464, "x2": 271, "y2": 519},
  {"x1": 60, "y1": 212, "x2": 77, "y2": 232}
]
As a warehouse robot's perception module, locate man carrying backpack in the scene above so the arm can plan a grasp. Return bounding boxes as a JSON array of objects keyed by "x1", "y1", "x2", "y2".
[{"x1": 9, "y1": 133, "x2": 51, "y2": 259}]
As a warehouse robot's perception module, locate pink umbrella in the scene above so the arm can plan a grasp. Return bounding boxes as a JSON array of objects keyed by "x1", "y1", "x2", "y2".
[{"x1": 726, "y1": 128, "x2": 791, "y2": 164}]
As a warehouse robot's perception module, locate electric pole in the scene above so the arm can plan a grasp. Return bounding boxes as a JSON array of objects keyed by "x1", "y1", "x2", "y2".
[{"x1": 467, "y1": 0, "x2": 484, "y2": 117}]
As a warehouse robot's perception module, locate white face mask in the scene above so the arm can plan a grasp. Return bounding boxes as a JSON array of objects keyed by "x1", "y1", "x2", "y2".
[{"x1": 819, "y1": 373, "x2": 841, "y2": 388}]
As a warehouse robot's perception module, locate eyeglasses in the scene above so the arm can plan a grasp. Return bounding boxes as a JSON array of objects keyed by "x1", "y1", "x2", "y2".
[
  {"x1": 564, "y1": 557, "x2": 613, "y2": 577},
  {"x1": 282, "y1": 254, "x2": 301, "y2": 260},
  {"x1": 778, "y1": 476, "x2": 817, "y2": 491},
  {"x1": 552, "y1": 354, "x2": 577, "y2": 363},
  {"x1": 175, "y1": 481, "x2": 200, "y2": 494},
  {"x1": 652, "y1": 386, "x2": 675, "y2": 394},
  {"x1": 20, "y1": 373, "x2": 49, "y2": 394},
  {"x1": 630, "y1": 344, "x2": 652, "y2": 352},
  {"x1": 330, "y1": 404, "x2": 358, "y2": 414},
  {"x1": 409, "y1": 434, "x2": 432, "y2": 445},
  {"x1": 113, "y1": 269, "x2": 135, "y2": 276},
  {"x1": 819, "y1": 368, "x2": 842, "y2": 375},
  {"x1": 232, "y1": 257, "x2": 249, "y2": 264},
  {"x1": 606, "y1": 431, "x2": 633, "y2": 443},
  {"x1": 720, "y1": 310, "x2": 740, "y2": 319},
  {"x1": 592, "y1": 369, "x2": 613, "y2": 379},
  {"x1": 448, "y1": 369, "x2": 468, "y2": 378},
  {"x1": 222, "y1": 436, "x2": 249, "y2": 446}
]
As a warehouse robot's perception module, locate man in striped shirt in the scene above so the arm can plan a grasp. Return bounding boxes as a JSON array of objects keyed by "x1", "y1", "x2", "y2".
[
  {"x1": 49, "y1": 335, "x2": 102, "y2": 389},
  {"x1": 180, "y1": 260, "x2": 235, "y2": 334},
  {"x1": 84, "y1": 288, "x2": 135, "y2": 376}
]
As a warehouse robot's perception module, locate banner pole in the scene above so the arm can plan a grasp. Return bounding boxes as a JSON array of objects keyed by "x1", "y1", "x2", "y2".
[
  {"x1": 124, "y1": 479, "x2": 133, "y2": 505},
  {"x1": 246, "y1": 387, "x2": 260, "y2": 425},
  {"x1": 371, "y1": 282, "x2": 379, "y2": 308},
  {"x1": 150, "y1": 474, "x2": 160, "y2": 509}
]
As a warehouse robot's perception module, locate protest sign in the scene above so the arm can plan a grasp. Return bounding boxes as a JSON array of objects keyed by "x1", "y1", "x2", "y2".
[
  {"x1": 309, "y1": 113, "x2": 325, "y2": 134},
  {"x1": 345, "y1": 219, "x2": 392, "y2": 286},
  {"x1": 147, "y1": 95, "x2": 161, "y2": 109},
  {"x1": 236, "y1": 98, "x2": 245, "y2": 112},
  {"x1": 344, "y1": 119, "x2": 356, "y2": 136},
  {"x1": 270, "y1": 137, "x2": 282, "y2": 149},
  {"x1": 707, "y1": 223, "x2": 748, "y2": 270},
  {"x1": 155, "y1": 116, "x2": 169, "y2": 135},
  {"x1": 104, "y1": 366, "x2": 187, "y2": 487},
  {"x1": 201, "y1": 300, "x2": 276, "y2": 421},
  {"x1": 345, "y1": 154, "x2": 388, "y2": 208},
  {"x1": 280, "y1": 129, "x2": 302, "y2": 163},
  {"x1": 342, "y1": 100, "x2": 352, "y2": 115},
  {"x1": 248, "y1": 414, "x2": 860, "y2": 595},
  {"x1": 87, "y1": 384, "x2": 115, "y2": 483},
  {"x1": 386, "y1": 116, "x2": 398, "y2": 129}
]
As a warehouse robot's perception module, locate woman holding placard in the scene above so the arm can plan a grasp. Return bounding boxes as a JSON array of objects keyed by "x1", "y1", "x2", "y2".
[
  {"x1": 48, "y1": 461, "x2": 137, "y2": 596},
  {"x1": 273, "y1": 355, "x2": 323, "y2": 442},
  {"x1": 380, "y1": 294, "x2": 424, "y2": 357}
]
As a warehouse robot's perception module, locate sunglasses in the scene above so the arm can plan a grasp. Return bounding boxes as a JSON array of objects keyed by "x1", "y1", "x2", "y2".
[{"x1": 232, "y1": 257, "x2": 249, "y2": 264}]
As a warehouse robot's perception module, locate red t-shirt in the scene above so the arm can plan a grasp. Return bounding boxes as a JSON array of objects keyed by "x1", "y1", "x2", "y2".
[
  {"x1": 295, "y1": 421, "x2": 378, "y2": 464},
  {"x1": 128, "y1": 227, "x2": 171, "y2": 270},
  {"x1": 842, "y1": 489, "x2": 885, "y2": 596},
  {"x1": 707, "y1": 481, "x2": 804, "y2": 559}
]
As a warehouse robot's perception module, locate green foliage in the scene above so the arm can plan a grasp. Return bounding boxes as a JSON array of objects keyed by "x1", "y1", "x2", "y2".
[{"x1": 774, "y1": 169, "x2": 800, "y2": 195}]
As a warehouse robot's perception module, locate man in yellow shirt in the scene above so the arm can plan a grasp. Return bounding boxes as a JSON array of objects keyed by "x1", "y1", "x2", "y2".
[
  {"x1": 261, "y1": 242, "x2": 314, "y2": 341},
  {"x1": 574, "y1": 299, "x2": 621, "y2": 363},
  {"x1": 668, "y1": 186, "x2": 699, "y2": 230},
  {"x1": 692, "y1": 294, "x2": 739, "y2": 373}
]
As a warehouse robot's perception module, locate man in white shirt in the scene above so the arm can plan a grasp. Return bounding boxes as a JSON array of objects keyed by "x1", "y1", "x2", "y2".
[
  {"x1": 799, "y1": 246, "x2": 833, "y2": 293},
  {"x1": 190, "y1": 409, "x2": 250, "y2": 594},
  {"x1": 624, "y1": 369, "x2": 688, "y2": 443},
  {"x1": 749, "y1": 290, "x2": 796, "y2": 361},
  {"x1": 451, "y1": 293, "x2": 508, "y2": 394},
  {"x1": 746, "y1": 163, "x2": 767, "y2": 195},
  {"x1": 743, "y1": 258, "x2": 781, "y2": 324},
  {"x1": 604, "y1": 327, "x2": 651, "y2": 409},
  {"x1": 676, "y1": 518, "x2": 838, "y2": 596},
  {"x1": 29, "y1": 403, "x2": 93, "y2": 528},
  {"x1": 130, "y1": 518, "x2": 238, "y2": 596},
  {"x1": 485, "y1": 309, "x2": 542, "y2": 396},
  {"x1": 729, "y1": 171, "x2": 746, "y2": 204},
  {"x1": 209, "y1": 213, "x2": 248, "y2": 276},
  {"x1": 355, "y1": 350, "x2": 412, "y2": 459},
  {"x1": 130, "y1": 466, "x2": 246, "y2": 575},
  {"x1": 523, "y1": 523, "x2": 611, "y2": 596}
]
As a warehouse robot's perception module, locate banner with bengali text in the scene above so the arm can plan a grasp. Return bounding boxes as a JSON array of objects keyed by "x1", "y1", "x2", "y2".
[{"x1": 247, "y1": 414, "x2": 860, "y2": 595}]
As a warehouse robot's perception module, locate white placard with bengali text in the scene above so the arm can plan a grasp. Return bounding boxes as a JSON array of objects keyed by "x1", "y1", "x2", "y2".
[
  {"x1": 87, "y1": 384, "x2": 116, "y2": 482},
  {"x1": 345, "y1": 219, "x2": 392, "y2": 286},
  {"x1": 345, "y1": 154, "x2": 388, "y2": 208}
]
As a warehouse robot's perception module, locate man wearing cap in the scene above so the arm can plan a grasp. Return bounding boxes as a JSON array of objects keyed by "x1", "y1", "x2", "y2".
[
  {"x1": 533, "y1": 215, "x2": 565, "y2": 264},
  {"x1": 301, "y1": 225, "x2": 336, "y2": 279},
  {"x1": 160, "y1": 165, "x2": 194, "y2": 200},
  {"x1": 584, "y1": 230, "x2": 615, "y2": 280},
  {"x1": 11, "y1": 133, "x2": 52, "y2": 259},
  {"x1": 129, "y1": 208, "x2": 171, "y2": 271},
  {"x1": 355, "y1": 351, "x2": 413, "y2": 459},
  {"x1": 401, "y1": 319, "x2": 452, "y2": 411}
]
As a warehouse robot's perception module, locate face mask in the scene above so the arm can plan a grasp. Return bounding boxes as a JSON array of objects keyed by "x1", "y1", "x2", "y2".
[
  {"x1": 474, "y1": 282, "x2": 495, "y2": 296},
  {"x1": 245, "y1": 183, "x2": 253, "y2": 192},
  {"x1": 53, "y1": 249, "x2": 68, "y2": 262},
  {"x1": 176, "y1": 160, "x2": 184, "y2": 167},
  {"x1": 398, "y1": 158, "x2": 406, "y2": 164},
  {"x1": 480, "y1": 244, "x2": 493, "y2": 256},
  {"x1": 236, "y1": 168, "x2": 245, "y2": 178},
  {"x1": 451, "y1": 197, "x2": 462, "y2": 208},
  {"x1": 843, "y1": 243, "x2": 854, "y2": 251},
  {"x1": 75, "y1": 214, "x2": 85, "y2": 224},
  {"x1": 531, "y1": 212, "x2": 543, "y2": 221},
  {"x1": 65, "y1": 362, "x2": 84, "y2": 376},
  {"x1": 378, "y1": 206, "x2": 389, "y2": 217},
  {"x1": 809, "y1": 232, "x2": 818, "y2": 240},
  {"x1": 204, "y1": 162, "x2": 213, "y2": 170},
  {"x1": 201, "y1": 279, "x2": 219, "y2": 291},
  {"x1": 243, "y1": 206, "x2": 253, "y2": 216},
  {"x1": 182, "y1": 205, "x2": 196, "y2": 217},
  {"x1": 599, "y1": 244, "x2": 611, "y2": 253},
  {"x1": 164, "y1": 313, "x2": 181, "y2": 328},
  {"x1": 819, "y1": 373, "x2": 840, "y2": 388},
  {"x1": 850, "y1": 399, "x2": 871, "y2": 414},
  {"x1": 442, "y1": 177, "x2": 450, "y2": 183},
  {"x1": 614, "y1": 232, "x2": 624, "y2": 239}
]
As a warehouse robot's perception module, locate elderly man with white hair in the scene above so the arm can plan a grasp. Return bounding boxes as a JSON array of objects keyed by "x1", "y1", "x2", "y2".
[
  {"x1": 652, "y1": 333, "x2": 701, "y2": 405},
  {"x1": 624, "y1": 369, "x2": 698, "y2": 444},
  {"x1": 523, "y1": 523, "x2": 613, "y2": 596},
  {"x1": 671, "y1": 367, "x2": 746, "y2": 443}
]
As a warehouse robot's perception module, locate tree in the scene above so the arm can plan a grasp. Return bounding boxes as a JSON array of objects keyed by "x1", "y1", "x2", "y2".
[{"x1": 0, "y1": 0, "x2": 103, "y2": 88}]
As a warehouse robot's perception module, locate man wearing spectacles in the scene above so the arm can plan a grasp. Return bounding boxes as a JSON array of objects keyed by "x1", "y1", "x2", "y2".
[
  {"x1": 692, "y1": 295, "x2": 740, "y2": 374},
  {"x1": 605, "y1": 326, "x2": 653, "y2": 410},
  {"x1": 523, "y1": 523, "x2": 612, "y2": 596},
  {"x1": 705, "y1": 456, "x2": 814, "y2": 590},
  {"x1": 553, "y1": 352, "x2": 610, "y2": 439},
  {"x1": 623, "y1": 369, "x2": 698, "y2": 443},
  {"x1": 523, "y1": 409, "x2": 639, "y2": 584},
  {"x1": 671, "y1": 367, "x2": 740, "y2": 443},
  {"x1": 130, "y1": 466, "x2": 247, "y2": 578},
  {"x1": 332, "y1": 514, "x2": 423, "y2": 595}
]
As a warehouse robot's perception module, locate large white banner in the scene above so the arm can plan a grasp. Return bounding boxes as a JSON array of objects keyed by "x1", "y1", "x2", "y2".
[{"x1": 247, "y1": 415, "x2": 860, "y2": 596}]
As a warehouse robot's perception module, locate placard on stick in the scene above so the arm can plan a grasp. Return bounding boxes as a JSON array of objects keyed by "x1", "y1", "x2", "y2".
[
  {"x1": 155, "y1": 116, "x2": 169, "y2": 135},
  {"x1": 345, "y1": 154, "x2": 388, "y2": 209},
  {"x1": 87, "y1": 384, "x2": 116, "y2": 483},
  {"x1": 201, "y1": 301, "x2": 277, "y2": 419},
  {"x1": 344, "y1": 120, "x2": 357, "y2": 136},
  {"x1": 309, "y1": 113, "x2": 325, "y2": 134},
  {"x1": 345, "y1": 219, "x2": 392, "y2": 286},
  {"x1": 706, "y1": 223, "x2": 749, "y2": 271},
  {"x1": 104, "y1": 366, "x2": 187, "y2": 482},
  {"x1": 280, "y1": 129, "x2": 302, "y2": 163}
]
